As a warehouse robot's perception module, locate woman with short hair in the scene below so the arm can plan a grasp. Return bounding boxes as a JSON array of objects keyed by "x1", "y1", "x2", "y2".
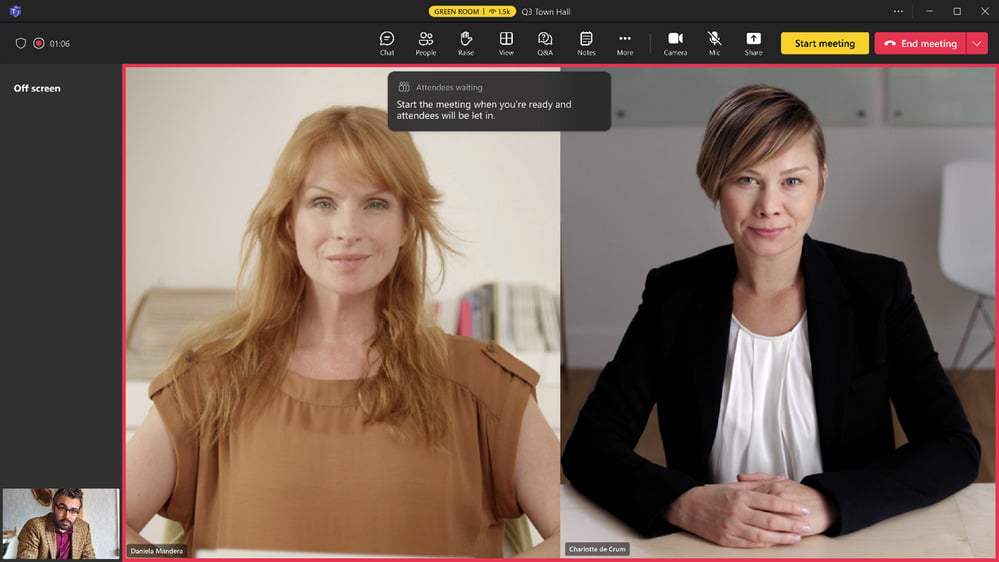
[{"x1": 562, "y1": 85, "x2": 979, "y2": 548}]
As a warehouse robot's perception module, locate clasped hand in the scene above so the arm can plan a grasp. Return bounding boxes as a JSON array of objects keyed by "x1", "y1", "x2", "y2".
[{"x1": 664, "y1": 473, "x2": 836, "y2": 548}]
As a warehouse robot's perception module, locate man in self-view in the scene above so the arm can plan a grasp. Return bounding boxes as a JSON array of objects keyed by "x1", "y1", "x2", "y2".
[{"x1": 17, "y1": 488, "x2": 96, "y2": 559}]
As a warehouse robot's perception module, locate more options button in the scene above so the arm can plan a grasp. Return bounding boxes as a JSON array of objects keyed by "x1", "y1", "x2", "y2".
[
  {"x1": 874, "y1": 32, "x2": 967, "y2": 54},
  {"x1": 967, "y1": 32, "x2": 989, "y2": 55}
]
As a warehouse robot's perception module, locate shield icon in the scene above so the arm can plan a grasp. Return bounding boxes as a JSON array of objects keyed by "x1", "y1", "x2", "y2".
[{"x1": 15, "y1": 37, "x2": 26, "y2": 49}]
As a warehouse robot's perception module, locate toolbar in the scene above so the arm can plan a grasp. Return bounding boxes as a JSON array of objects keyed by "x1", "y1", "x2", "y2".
[{"x1": 1, "y1": 22, "x2": 992, "y2": 64}]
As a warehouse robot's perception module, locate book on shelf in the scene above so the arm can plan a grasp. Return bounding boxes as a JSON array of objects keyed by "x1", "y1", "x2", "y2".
[
  {"x1": 435, "y1": 282, "x2": 560, "y2": 353},
  {"x1": 434, "y1": 298, "x2": 461, "y2": 335},
  {"x1": 535, "y1": 285, "x2": 561, "y2": 353}
]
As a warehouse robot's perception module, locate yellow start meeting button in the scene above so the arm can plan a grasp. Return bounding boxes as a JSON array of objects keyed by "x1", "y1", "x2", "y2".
[
  {"x1": 429, "y1": 5, "x2": 516, "y2": 17},
  {"x1": 781, "y1": 32, "x2": 870, "y2": 54}
]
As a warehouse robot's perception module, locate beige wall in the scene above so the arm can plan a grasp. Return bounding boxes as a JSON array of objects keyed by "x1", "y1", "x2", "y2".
[{"x1": 125, "y1": 67, "x2": 559, "y2": 322}]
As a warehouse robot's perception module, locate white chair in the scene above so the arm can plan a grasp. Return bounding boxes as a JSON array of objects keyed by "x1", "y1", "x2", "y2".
[{"x1": 939, "y1": 161, "x2": 996, "y2": 378}]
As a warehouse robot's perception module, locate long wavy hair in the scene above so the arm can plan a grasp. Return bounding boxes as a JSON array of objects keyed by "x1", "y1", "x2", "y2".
[{"x1": 168, "y1": 106, "x2": 455, "y2": 445}]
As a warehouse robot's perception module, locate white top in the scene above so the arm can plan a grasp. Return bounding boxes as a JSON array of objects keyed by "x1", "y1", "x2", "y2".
[{"x1": 708, "y1": 313, "x2": 824, "y2": 483}]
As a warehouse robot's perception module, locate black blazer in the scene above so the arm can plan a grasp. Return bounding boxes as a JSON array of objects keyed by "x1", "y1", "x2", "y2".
[{"x1": 562, "y1": 236, "x2": 980, "y2": 538}]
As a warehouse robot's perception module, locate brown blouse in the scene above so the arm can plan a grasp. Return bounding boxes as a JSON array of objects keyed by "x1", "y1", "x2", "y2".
[{"x1": 147, "y1": 335, "x2": 539, "y2": 557}]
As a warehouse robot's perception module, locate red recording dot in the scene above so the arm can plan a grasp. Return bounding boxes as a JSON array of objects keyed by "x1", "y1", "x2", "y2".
[{"x1": 34, "y1": 39, "x2": 42, "y2": 47}]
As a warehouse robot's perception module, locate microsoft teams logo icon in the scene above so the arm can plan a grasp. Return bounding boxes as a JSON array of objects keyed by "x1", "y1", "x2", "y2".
[{"x1": 10, "y1": 4, "x2": 22, "y2": 17}]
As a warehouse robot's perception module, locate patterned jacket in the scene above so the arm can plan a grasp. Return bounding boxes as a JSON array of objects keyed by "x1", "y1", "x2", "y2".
[{"x1": 16, "y1": 514, "x2": 95, "y2": 559}]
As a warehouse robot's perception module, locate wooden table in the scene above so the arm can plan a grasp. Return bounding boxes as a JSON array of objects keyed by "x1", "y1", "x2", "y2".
[{"x1": 561, "y1": 483, "x2": 995, "y2": 558}]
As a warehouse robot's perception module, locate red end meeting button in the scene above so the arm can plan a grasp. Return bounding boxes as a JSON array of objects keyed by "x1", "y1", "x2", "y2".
[{"x1": 875, "y1": 32, "x2": 988, "y2": 55}]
